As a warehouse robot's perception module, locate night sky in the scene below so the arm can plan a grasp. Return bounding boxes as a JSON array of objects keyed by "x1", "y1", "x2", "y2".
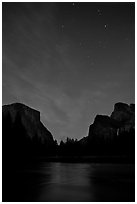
[{"x1": 2, "y1": 2, "x2": 135, "y2": 142}]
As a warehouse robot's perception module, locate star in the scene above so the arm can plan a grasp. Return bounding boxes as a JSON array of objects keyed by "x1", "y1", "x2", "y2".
[
  {"x1": 97, "y1": 9, "x2": 102, "y2": 16},
  {"x1": 72, "y1": 3, "x2": 75, "y2": 6},
  {"x1": 104, "y1": 24, "x2": 107, "y2": 29}
]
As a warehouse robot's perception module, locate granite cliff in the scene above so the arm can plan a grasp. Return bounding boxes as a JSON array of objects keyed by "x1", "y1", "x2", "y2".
[
  {"x1": 111, "y1": 102, "x2": 135, "y2": 133},
  {"x1": 88, "y1": 102, "x2": 135, "y2": 140},
  {"x1": 87, "y1": 102, "x2": 135, "y2": 156},
  {"x1": 2, "y1": 103, "x2": 56, "y2": 159}
]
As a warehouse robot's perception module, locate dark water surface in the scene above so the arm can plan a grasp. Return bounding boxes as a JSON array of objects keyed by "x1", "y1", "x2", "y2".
[{"x1": 3, "y1": 161, "x2": 135, "y2": 202}]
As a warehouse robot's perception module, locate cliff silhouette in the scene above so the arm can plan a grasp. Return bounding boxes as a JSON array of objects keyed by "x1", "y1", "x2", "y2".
[
  {"x1": 2, "y1": 103, "x2": 57, "y2": 165},
  {"x1": 2, "y1": 102, "x2": 135, "y2": 162}
]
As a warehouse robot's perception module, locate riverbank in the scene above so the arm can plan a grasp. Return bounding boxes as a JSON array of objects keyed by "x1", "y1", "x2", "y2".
[{"x1": 30, "y1": 155, "x2": 135, "y2": 164}]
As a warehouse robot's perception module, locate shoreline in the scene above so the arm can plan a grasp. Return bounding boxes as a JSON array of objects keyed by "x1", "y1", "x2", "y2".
[{"x1": 29, "y1": 155, "x2": 135, "y2": 164}]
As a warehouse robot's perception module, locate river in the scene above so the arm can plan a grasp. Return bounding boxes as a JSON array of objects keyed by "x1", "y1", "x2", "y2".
[{"x1": 3, "y1": 161, "x2": 135, "y2": 202}]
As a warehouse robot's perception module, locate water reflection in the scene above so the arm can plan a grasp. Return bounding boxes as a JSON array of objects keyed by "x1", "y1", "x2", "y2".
[
  {"x1": 3, "y1": 162, "x2": 135, "y2": 202},
  {"x1": 38, "y1": 163, "x2": 95, "y2": 201}
]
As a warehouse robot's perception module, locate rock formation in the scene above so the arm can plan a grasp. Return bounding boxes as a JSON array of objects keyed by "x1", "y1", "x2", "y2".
[
  {"x1": 2, "y1": 103, "x2": 56, "y2": 158},
  {"x1": 87, "y1": 102, "x2": 135, "y2": 156},
  {"x1": 88, "y1": 115, "x2": 118, "y2": 143},
  {"x1": 111, "y1": 102, "x2": 135, "y2": 134},
  {"x1": 3, "y1": 103, "x2": 54, "y2": 143},
  {"x1": 88, "y1": 102, "x2": 135, "y2": 140}
]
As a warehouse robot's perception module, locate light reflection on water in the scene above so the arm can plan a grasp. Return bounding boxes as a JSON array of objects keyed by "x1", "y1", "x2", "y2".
[
  {"x1": 4, "y1": 162, "x2": 135, "y2": 202},
  {"x1": 38, "y1": 162, "x2": 94, "y2": 201},
  {"x1": 33, "y1": 162, "x2": 134, "y2": 202}
]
